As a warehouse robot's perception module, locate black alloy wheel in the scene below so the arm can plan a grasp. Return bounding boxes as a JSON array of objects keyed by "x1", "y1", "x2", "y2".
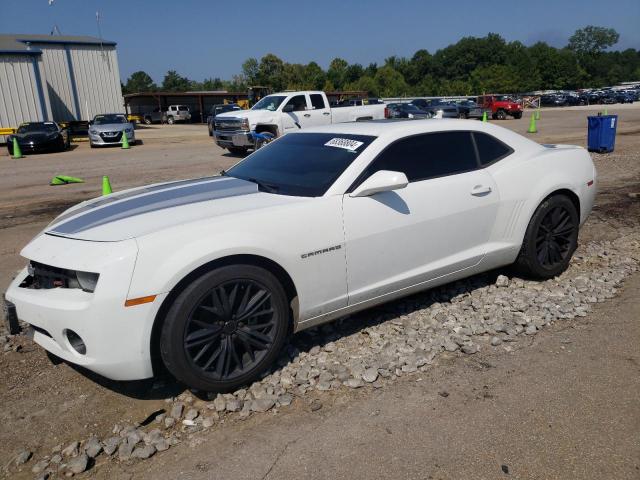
[
  {"x1": 160, "y1": 265, "x2": 289, "y2": 392},
  {"x1": 534, "y1": 205, "x2": 575, "y2": 269},
  {"x1": 515, "y1": 195, "x2": 579, "y2": 279},
  {"x1": 184, "y1": 279, "x2": 277, "y2": 379}
]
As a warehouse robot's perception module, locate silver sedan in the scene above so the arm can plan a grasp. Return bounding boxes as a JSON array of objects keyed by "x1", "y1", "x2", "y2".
[{"x1": 88, "y1": 114, "x2": 136, "y2": 147}]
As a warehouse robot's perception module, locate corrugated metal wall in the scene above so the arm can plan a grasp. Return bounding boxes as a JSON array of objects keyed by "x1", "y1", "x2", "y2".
[
  {"x1": 69, "y1": 46, "x2": 123, "y2": 119},
  {"x1": 0, "y1": 41, "x2": 123, "y2": 140},
  {"x1": 38, "y1": 45, "x2": 76, "y2": 121},
  {"x1": 0, "y1": 55, "x2": 45, "y2": 141}
]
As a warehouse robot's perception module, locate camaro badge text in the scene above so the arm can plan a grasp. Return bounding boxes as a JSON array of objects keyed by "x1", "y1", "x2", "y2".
[{"x1": 301, "y1": 244, "x2": 342, "y2": 259}]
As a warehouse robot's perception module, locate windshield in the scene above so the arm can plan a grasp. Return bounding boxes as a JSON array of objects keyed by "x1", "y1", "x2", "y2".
[
  {"x1": 226, "y1": 133, "x2": 376, "y2": 197},
  {"x1": 17, "y1": 122, "x2": 57, "y2": 134},
  {"x1": 252, "y1": 95, "x2": 286, "y2": 111},
  {"x1": 94, "y1": 115, "x2": 127, "y2": 125},
  {"x1": 214, "y1": 105, "x2": 240, "y2": 114}
]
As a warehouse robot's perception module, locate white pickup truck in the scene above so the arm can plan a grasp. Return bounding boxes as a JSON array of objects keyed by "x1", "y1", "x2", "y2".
[{"x1": 213, "y1": 90, "x2": 385, "y2": 154}]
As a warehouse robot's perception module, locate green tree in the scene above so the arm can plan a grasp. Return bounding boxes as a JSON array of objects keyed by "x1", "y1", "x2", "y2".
[
  {"x1": 374, "y1": 66, "x2": 409, "y2": 97},
  {"x1": 125, "y1": 71, "x2": 156, "y2": 93},
  {"x1": 257, "y1": 54, "x2": 285, "y2": 90},
  {"x1": 242, "y1": 58, "x2": 259, "y2": 85},
  {"x1": 470, "y1": 64, "x2": 519, "y2": 93},
  {"x1": 568, "y1": 26, "x2": 619, "y2": 54},
  {"x1": 282, "y1": 63, "x2": 306, "y2": 90},
  {"x1": 162, "y1": 70, "x2": 191, "y2": 91},
  {"x1": 304, "y1": 62, "x2": 326, "y2": 90},
  {"x1": 202, "y1": 77, "x2": 224, "y2": 90},
  {"x1": 327, "y1": 58, "x2": 349, "y2": 89}
]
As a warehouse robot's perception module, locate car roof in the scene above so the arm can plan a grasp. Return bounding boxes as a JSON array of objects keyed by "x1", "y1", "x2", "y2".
[{"x1": 300, "y1": 119, "x2": 543, "y2": 152}]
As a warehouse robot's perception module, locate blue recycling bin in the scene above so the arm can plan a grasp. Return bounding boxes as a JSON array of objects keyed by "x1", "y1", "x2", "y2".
[{"x1": 587, "y1": 114, "x2": 618, "y2": 153}]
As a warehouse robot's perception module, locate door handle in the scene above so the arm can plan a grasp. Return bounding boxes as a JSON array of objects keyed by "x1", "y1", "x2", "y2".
[
  {"x1": 471, "y1": 185, "x2": 492, "y2": 196},
  {"x1": 323, "y1": 112, "x2": 331, "y2": 116},
  {"x1": 304, "y1": 113, "x2": 311, "y2": 117}
]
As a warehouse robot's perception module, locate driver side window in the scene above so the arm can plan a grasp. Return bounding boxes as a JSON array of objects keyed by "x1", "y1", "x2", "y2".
[
  {"x1": 356, "y1": 131, "x2": 478, "y2": 187},
  {"x1": 285, "y1": 95, "x2": 307, "y2": 112}
]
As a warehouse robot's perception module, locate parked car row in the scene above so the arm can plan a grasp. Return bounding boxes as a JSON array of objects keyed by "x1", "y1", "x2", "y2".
[
  {"x1": 540, "y1": 88, "x2": 639, "y2": 107},
  {"x1": 7, "y1": 113, "x2": 137, "y2": 156}
]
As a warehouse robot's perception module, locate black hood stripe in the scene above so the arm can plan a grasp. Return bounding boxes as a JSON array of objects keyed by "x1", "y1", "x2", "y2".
[{"x1": 49, "y1": 177, "x2": 258, "y2": 235}]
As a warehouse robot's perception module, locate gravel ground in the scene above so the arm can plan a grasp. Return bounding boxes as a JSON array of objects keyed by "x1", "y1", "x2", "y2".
[{"x1": 1, "y1": 105, "x2": 639, "y2": 479}]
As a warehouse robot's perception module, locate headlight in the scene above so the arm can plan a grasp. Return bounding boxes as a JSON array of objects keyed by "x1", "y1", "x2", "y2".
[
  {"x1": 76, "y1": 271, "x2": 99, "y2": 292},
  {"x1": 89, "y1": 128, "x2": 97, "y2": 135},
  {"x1": 241, "y1": 118, "x2": 250, "y2": 130},
  {"x1": 22, "y1": 261, "x2": 99, "y2": 293}
]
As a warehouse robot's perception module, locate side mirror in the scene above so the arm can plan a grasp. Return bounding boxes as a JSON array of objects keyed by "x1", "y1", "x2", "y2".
[
  {"x1": 88, "y1": 121, "x2": 93, "y2": 126},
  {"x1": 282, "y1": 104, "x2": 295, "y2": 113},
  {"x1": 350, "y1": 170, "x2": 408, "y2": 198}
]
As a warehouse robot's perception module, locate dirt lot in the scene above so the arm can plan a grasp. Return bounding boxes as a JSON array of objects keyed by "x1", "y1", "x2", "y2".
[{"x1": 1, "y1": 105, "x2": 639, "y2": 479}]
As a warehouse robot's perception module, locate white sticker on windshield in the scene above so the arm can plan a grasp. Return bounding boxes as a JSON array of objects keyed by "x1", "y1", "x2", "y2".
[{"x1": 324, "y1": 138, "x2": 364, "y2": 152}]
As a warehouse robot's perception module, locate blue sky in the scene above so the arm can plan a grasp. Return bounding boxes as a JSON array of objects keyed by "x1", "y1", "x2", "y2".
[{"x1": 2, "y1": 0, "x2": 639, "y2": 84}]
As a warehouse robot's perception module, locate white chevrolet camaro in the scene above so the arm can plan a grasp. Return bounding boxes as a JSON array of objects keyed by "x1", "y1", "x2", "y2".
[{"x1": 4, "y1": 120, "x2": 596, "y2": 392}]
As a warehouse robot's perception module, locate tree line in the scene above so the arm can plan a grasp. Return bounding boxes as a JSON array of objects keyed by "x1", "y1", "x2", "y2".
[{"x1": 123, "y1": 26, "x2": 640, "y2": 97}]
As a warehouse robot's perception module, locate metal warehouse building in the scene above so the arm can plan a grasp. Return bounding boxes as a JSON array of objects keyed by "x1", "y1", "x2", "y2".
[{"x1": 0, "y1": 33, "x2": 123, "y2": 139}]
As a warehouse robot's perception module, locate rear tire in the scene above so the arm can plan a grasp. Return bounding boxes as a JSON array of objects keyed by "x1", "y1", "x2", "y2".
[
  {"x1": 167, "y1": 116, "x2": 175, "y2": 125},
  {"x1": 514, "y1": 195, "x2": 579, "y2": 279},
  {"x1": 496, "y1": 109, "x2": 507, "y2": 120},
  {"x1": 144, "y1": 117, "x2": 152, "y2": 125},
  {"x1": 160, "y1": 265, "x2": 290, "y2": 392}
]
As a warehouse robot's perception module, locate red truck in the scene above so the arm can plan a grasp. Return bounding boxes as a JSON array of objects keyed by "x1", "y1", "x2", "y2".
[{"x1": 477, "y1": 95, "x2": 523, "y2": 120}]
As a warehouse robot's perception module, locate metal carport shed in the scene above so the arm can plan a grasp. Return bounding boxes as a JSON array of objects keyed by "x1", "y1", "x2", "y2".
[{"x1": 0, "y1": 33, "x2": 123, "y2": 141}]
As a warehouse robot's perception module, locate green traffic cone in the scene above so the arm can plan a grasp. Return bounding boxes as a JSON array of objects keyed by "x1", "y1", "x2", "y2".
[
  {"x1": 50, "y1": 175, "x2": 84, "y2": 186},
  {"x1": 527, "y1": 113, "x2": 537, "y2": 134},
  {"x1": 482, "y1": 111, "x2": 488, "y2": 122},
  {"x1": 603, "y1": 108, "x2": 608, "y2": 115},
  {"x1": 11, "y1": 137, "x2": 22, "y2": 159},
  {"x1": 121, "y1": 132, "x2": 130, "y2": 149},
  {"x1": 102, "y1": 175, "x2": 112, "y2": 195},
  {"x1": 535, "y1": 108, "x2": 540, "y2": 120}
]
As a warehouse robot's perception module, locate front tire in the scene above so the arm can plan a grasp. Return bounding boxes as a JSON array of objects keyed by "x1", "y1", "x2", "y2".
[
  {"x1": 514, "y1": 195, "x2": 579, "y2": 279},
  {"x1": 160, "y1": 265, "x2": 289, "y2": 392},
  {"x1": 167, "y1": 116, "x2": 175, "y2": 125},
  {"x1": 512, "y1": 112, "x2": 522, "y2": 119},
  {"x1": 228, "y1": 146, "x2": 248, "y2": 156},
  {"x1": 496, "y1": 109, "x2": 507, "y2": 120}
]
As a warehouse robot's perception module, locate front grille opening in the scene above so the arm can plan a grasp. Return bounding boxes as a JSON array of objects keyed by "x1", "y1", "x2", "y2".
[{"x1": 19, "y1": 262, "x2": 99, "y2": 292}]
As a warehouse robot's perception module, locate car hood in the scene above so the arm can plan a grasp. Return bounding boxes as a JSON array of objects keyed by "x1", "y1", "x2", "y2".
[
  {"x1": 14, "y1": 132, "x2": 58, "y2": 142},
  {"x1": 216, "y1": 109, "x2": 277, "y2": 125},
  {"x1": 91, "y1": 123, "x2": 130, "y2": 132},
  {"x1": 45, "y1": 176, "x2": 307, "y2": 242}
]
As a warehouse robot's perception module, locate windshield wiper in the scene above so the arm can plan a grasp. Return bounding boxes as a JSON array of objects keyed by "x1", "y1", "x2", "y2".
[{"x1": 247, "y1": 177, "x2": 279, "y2": 193}]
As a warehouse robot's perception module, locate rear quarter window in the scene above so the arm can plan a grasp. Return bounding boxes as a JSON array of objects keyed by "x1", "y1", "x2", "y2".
[{"x1": 472, "y1": 132, "x2": 514, "y2": 165}]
